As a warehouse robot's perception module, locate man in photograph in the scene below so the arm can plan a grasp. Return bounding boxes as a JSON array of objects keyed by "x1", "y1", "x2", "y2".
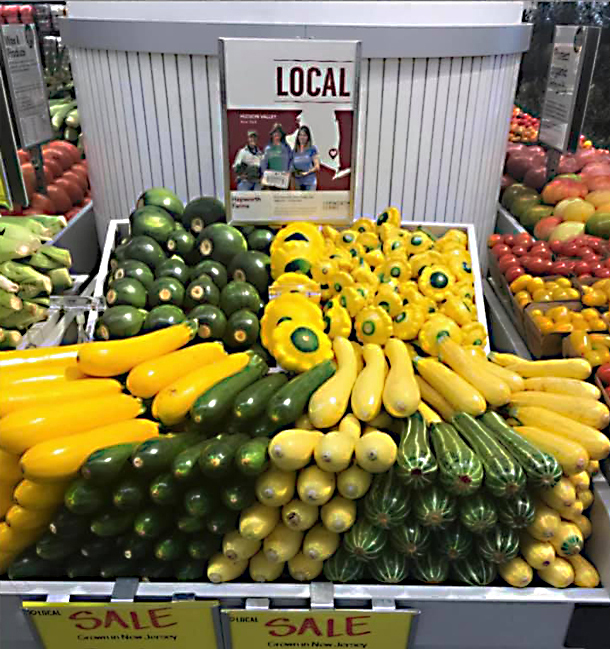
[{"x1": 233, "y1": 130, "x2": 263, "y2": 191}]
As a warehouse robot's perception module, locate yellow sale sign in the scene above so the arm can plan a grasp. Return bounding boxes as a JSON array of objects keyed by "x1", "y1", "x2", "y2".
[
  {"x1": 22, "y1": 601, "x2": 219, "y2": 649},
  {"x1": 226, "y1": 609, "x2": 418, "y2": 649}
]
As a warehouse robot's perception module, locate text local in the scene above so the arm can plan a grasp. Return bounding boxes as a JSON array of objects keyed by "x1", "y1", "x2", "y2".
[{"x1": 276, "y1": 66, "x2": 350, "y2": 99}]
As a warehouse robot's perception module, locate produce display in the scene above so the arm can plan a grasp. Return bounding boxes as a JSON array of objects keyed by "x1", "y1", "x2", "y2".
[
  {"x1": 49, "y1": 98, "x2": 82, "y2": 152},
  {"x1": 508, "y1": 106, "x2": 540, "y2": 144},
  {"x1": 0, "y1": 216, "x2": 73, "y2": 349}
]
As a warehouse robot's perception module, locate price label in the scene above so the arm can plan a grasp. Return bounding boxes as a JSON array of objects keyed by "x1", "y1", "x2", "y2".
[
  {"x1": 23, "y1": 601, "x2": 220, "y2": 649},
  {"x1": 225, "y1": 609, "x2": 418, "y2": 649}
]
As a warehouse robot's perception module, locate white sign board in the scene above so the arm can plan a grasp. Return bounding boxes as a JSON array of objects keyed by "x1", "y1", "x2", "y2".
[
  {"x1": 220, "y1": 38, "x2": 360, "y2": 224},
  {"x1": 0, "y1": 24, "x2": 53, "y2": 148}
]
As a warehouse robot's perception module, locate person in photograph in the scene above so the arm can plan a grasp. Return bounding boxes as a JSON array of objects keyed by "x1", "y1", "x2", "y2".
[
  {"x1": 233, "y1": 130, "x2": 263, "y2": 191},
  {"x1": 292, "y1": 125, "x2": 320, "y2": 191},
  {"x1": 260, "y1": 123, "x2": 293, "y2": 189}
]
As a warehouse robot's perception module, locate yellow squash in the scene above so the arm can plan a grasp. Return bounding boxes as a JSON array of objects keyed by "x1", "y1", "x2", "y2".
[
  {"x1": 222, "y1": 530, "x2": 261, "y2": 562},
  {"x1": 527, "y1": 500, "x2": 560, "y2": 541},
  {"x1": 509, "y1": 392, "x2": 609, "y2": 430},
  {"x1": 263, "y1": 523, "x2": 303, "y2": 563},
  {"x1": 513, "y1": 426, "x2": 589, "y2": 476},
  {"x1": 579, "y1": 489, "x2": 594, "y2": 510},
  {"x1": 338, "y1": 414, "x2": 361, "y2": 442},
  {"x1": 308, "y1": 337, "x2": 358, "y2": 428},
  {"x1": 437, "y1": 335, "x2": 510, "y2": 406},
  {"x1": 207, "y1": 553, "x2": 248, "y2": 583},
  {"x1": 498, "y1": 556, "x2": 533, "y2": 588},
  {"x1": 269, "y1": 429, "x2": 323, "y2": 471},
  {"x1": 0, "y1": 449, "x2": 21, "y2": 485},
  {"x1": 519, "y1": 532, "x2": 556, "y2": 569},
  {"x1": 321, "y1": 496, "x2": 356, "y2": 533},
  {"x1": 0, "y1": 393, "x2": 144, "y2": 455},
  {"x1": 505, "y1": 358, "x2": 592, "y2": 380},
  {"x1": 415, "y1": 376, "x2": 455, "y2": 422},
  {"x1": 0, "y1": 344, "x2": 79, "y2": 370},
  {"x1": 0, "y1": 522, "x2": 44, "y2": 553},
  {"x1": 314, "y1": 432, "x2": 355, "y2": 473},
  {"x1": 0, "y1": 487, "x2": 11, "y2": 519},
  {"x1": 5, "y1": 504, "x2": 55, "y2": 531},
  {"x1": 568, "y1": 471, "x2": 590, "y2": 493},
  {"x1": 297, "y1": 466, "x2": 335, "y2": 506},
  {"x1": 567, "y1": 554, "x2": 600, "y2": 588},
  {"x1": 573, "y1": 514, "x2": 592, "y2": 539},
  {"x1": 413, "y1": 356, "x2": 486, "y2": 416},
  {"x1": 337, "y1": 463, "x2": 372, "y2": 499},
  {"x1": 587, "y1": 460, "x2": 600, "y2": 477},
  {"x1": 465, "y1": 350, "x2": 525, "y2": 392},
  {"x1": 537, "y1": 557, "x2": 574, "y2": 588},
  {"x1": 288, "y1": 552, "x2": 323, "y2": 581},
  {"x1": 382, "y1": 338, "x2": 420, "y2": 417},
  {"x1": 0, "y1": 378, "x2": 122, "y2": 417},
  {"x1": 152, "y1": 352, "x2": 249, "y2": 426},
  {"x1": 13, "y1": 480, "x2": 68, "y2": 511},
  {"x1": 549, "y1": 521, "x2": 583, "y2": 557},
  {"x1": 354, "y1": 429, "x2": 397, "y2": 473},
  {"x1": 282, "y1": 499, "x2": 318, "y2": 532},
  {"x1": 418, "y1": 403, "x2": 442, "y2": 424},
  {"x1": 249, "y1": 550, "x2": 285, "y2": 582},
  {"x1": 77, "y1": 320, "x2": 197, "y2": 377},
  {"x1": 522, "y1": 376, "x2": 601, "y2": 401},
  {"x1": 350, "y1": 344, "x2": 387, "y2": 422},
  {"x1": 489, "y1": 352, "x2": 524, "y2": 367},
  {"x1": 511, "y1": 406, "x2": 610, "y2": 461},
  {"x1": 0, "y1": 364, "x2": 84, "y2": 392},
  {"x1": 295, "y1": 414, "x2": 315, "y2": 430},
  {"x1": 255, "y1": 467, "x2": 296, "y2": 507},
  {"x1": 539, "y1": 476, "x2": 577, "y2": 509},
  {"x1": 239, "y1": 503, "x2": 280, "y2": 541},
  {"x1": 303, "y1": 523, "x2": 339, "y2": 561},
  {"x1": 20, "y1": 419, "x2": 159, "y2": 482},
  {"x1": 126, "y1": 341, "x2": 226, "y2": 398}
]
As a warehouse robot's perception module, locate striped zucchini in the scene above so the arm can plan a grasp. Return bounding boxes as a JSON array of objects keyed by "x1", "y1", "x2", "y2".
[
  {"x1": 414, "y1": 485, "x2": 457, "y2": 530},
  {"x1": 413, "y1": 553, "x2": 450, "y2": 584},
  {"x1": 343, "y1": 520, "x2": 387, "y2": 561},
  {"x1": 396, "y1": 412, "x2": 437, "y2": 489},
  {"x1": 452, "y1": 555, "x2": 497, "y2": 586},
  {"x1": 496, "y1": 491, "x2": 536, "y2": 529},
  {"x1": 480, "y1": 411, "x2": 561, "y2": 489},
  {"x1": 323, "y1": 547, "x2": 366, "y2": 582},
  {"x1": 369, "y1": 548, "x2": 409, "y2": 584},
  {"x1": 478, "y1": 525, "x2": 519, "y2": 564},
  {"x1": 363, "y1": 469, "x2": 410, "y2": 530},
  {"x1": 452, "y1": 413, "x2": 525, "y2": 498},
  {"x1": 438, "y1": 524, "x2": 472, "y2": 561},
  {"x1": 459, "y1": 493, "x2": 498, "y2": 534},
  {"x1": 429, "y1": 422, "x2": 483, "y2": 496},
  {"x1": 389, "y1": 521, "x2": 431, "y2": 558}
]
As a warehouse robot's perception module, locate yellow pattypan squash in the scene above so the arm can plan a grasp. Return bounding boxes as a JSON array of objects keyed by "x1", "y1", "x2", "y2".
[
  {"x1": 418, "y1": 264, "x2": 456, "y2": 302},
  {"x1": 339, "y1": 286, "x2": 367, "y2": 318},
  {"x1": 399, "y1": 281, "x2": 423, "y2": 302},
  {"x1": 329, "y1": 249, "x2": 353, "y2": 271},
  {"x1": 271, "y1": 242, "x2": 320, "y2": 280},
  {"x1": 357, "y1": 231, "x2": 380, "y2": 252},
  {"x1": 352, "y1": 265, "x2": 380, "y2": 290},
  {"x1": 379, "y1": 258, "x2": 412, "y2": 284},
  {"x1": 461, "y1": 321, "x2": 487, "y2": 347},
  {"x1": 322, "y1": 225, "x2": 340, "y2": 243},
  {"x1": 272, "y1": 320, "x2": 333, "y2": 372},
  {"x1": 353, "y1": 218, "x2": 375, "y2": 234},
  {"x1": 271, "y1": 223, "x2": 324, "y2": 255},
  {"x1": 446, "y1": 251, "x2": 473, "y2": 283},
  {"x1": 345, "y1": 242, "x2": 365, "y2": 265},
  {"x1": 393, "y1": 306, "x2": 426, "y2": 341},
  {"x1": 437, "y1": 228, "x2": 468, "y2": 248},
  {"x1": 337, "y1": 229, "x2": 359, "y2": 248},
  {"x1": 364, "y1": 249, "x2": 385, "y2": 268},
  {"x1": 261, "y1": 294, "x2": 324, "y2": 351},
  {"x1": 329, "y1": 270, "x2": 355, "y2": 296},
  {"x1": 404, "y1": 230, "x2": 434, "y2": 255},
  {"x1": 311, "y1": 258, "x2": 338, "y2": 301},
  {"x1": 377, "y1": 223, "x2": 399, "y2": 242},
  {"x1": 440, "y1": 296, "x2": 475, "y2": 326},
  {"x1": 355, "y1": 306, "x2": 394, "y2": 345},
  {"x1": 376, "y1": 206, "x2": 401, "y2": 228},
  {"x1": 269, "y1": 272, "x2": 321, "y2": 304},
  {"x1": 324, "y1": 303, "x2": 352, "y2": 339},
  {"x1": 418, "y1": 314, "x2": 463, "y2": 355},
  {"x1": 374, "y1": 285, "x2": 403, "y2": 317},
  {"x1": 455, "y1": 280, "x2": 475, "y2": 302},
  {"x1": 409, "y1": 250, "x2": 444, "y2": 276}
]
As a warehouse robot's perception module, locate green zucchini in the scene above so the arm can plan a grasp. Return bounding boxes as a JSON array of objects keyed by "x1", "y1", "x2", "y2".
[
  {"x1": 496, "y1": 491, "x2": 536, "y2": 529},
  {"x1": 247, "y1": 414, "x2": 280, "y2": 439},
  {"x1": 182, "y1": 196, "x2": 226, "y2": 234},
  {"x1": 96, "y1": 305, "x2": 145, "y2": 340},
  {"x1": 134, "y1": 508, "x2": 170, "y2": 539},
  {"x1": 323, "y1": 547, "x2": 366, "y2": 582},
  {"x1": 437, "y1": 524, "x2": 472, "y2": 561},
  {"x1": 221, "y1": 478, "x2": 256, "y2": 511},
  {"x1": 247, "y1": 228, "x2": 274, "y2": 253},
  {"x1": 219, "y1": 280, "x2": 261, "y2": 316},
  {"x1": 184, "y1": 486, "x2": 215, "y2": 518},
  {"x1": 177, "y1": 514, "x2": 206, "y2": 534},
  {"x1": 364, "y1": 469, "x2": 410, "y2": 529},
  {"x1": 166, "y1": 229, "x2": 196, "y2": 257},
  {"x1": 81, "y1": 536, "x2": 113, "y2": 559},
  {"x1": 452, "y1": 556, "x2": 497, "y2": 586},
  {"x1": 49, "y1": 508, "x2": 89, "y2": 538},
  {"x1": 173, "y1": 440, "x2": 213, "y2": 481},
  {"x1": 66, "y1": 555, "x2": 100, "y2": 579},
  {"x1": 233, "y1": 373, "x2": 289, "y2": 422},
  {"x1": 148, "y1": 277, "x2": 185, "y2": 308},
  {"x1": 154, "y1": 531, "x2": 187, "y2": 562},
  {"x1": 235, "y1": 436, "x2": 270, "y2": 476},
  {"x1": 267, "y1": 360, "x2": 336, "y2": 427},
  {"x1": 131, "y1": 205, "x2": 175, "y2": 243},
  {"x1": 90, "y1": 510, "x2": 134, "y2": 537},
  {"x1": 414, "y1": 485, "x2": 457, "y2": 529},
  {"x1": 480, "y1": 411, "x2": 562, "y2": 489},
  {"x1": 459, "y1": 493, "x2": 498, "y2": 535},
  {"x1": 369, "y1": 548, "x2": 409, "y2": 584},
  {"x1": 149, "y1": 472, "x2": 182, "y2": 507},
  {"x1": 122, "y1": 235, "x2": 166, "y2": 270},
  {"x1": 190, "y1": 355, "x2": 268, "y2": 425},
  {"x1": 224, "y1": 309, "x2": 260, "y2": 350},
  {"x1": 175, "y1": 558, "x2": 206, "y2": 581},
  {"x1": 430, "y1": 422, "x2": 483, "y2": 496},
  {"x1": 228, "y1": 251, "x2": 271, "y2": 296},
  {"x1": 477, "y1": 526, "x2": 519, "y2": 564},
  {"x1": 106, "y1": 277, "x2": 147, "y2": 309},
  {"x1": 139, "y1": 559, "x2": 176, "y2": 581},
  {"x1": 132, "y1": 433, "x2": 199, "y2": 474},
  {"x1": 206, "y1": 507, "x2": 239, "y2": 536},
  {"x1": 189, "y1": 304, "x2": 227, "y2": 340},
  {"x1": 64, "y1": 478, "x2": 107, "y2": 515},
  {"x1": 36, "y1": 533, "x2": 80, "y2": 561},
  {"x1": 100, "y1": 556, "x2": 139, "y2": 578},
  {"x1": 197, "y1": 223, "x2": 247, "y2": 266},
  {"x1": 343, "y1": 519, "x2": 387, "y2": 561},
  {"x1": 198, "y1": 434, "x2": 250, "y2": 478},
  {"x1": 395, "y1": 412, "x2": 437, "y2": 489},
  {"x1": 120, "y1": 534, "x2": 152, "y2": 560},
  {"x1": 113, "y1": 476, "x2": 147, "y2": 512},
  {"x1": 184, "y1": 275, "x2": 220, "y2": 310},
  {"x1": 137, "y1": 188, "x2": 183, "y2": 221},
  {"x1": 187, "y1": 534, "x2": 221, "y2": 561},
  {"x1": 155, "y1": 256, "x2": 190, "y2": 284},
  {"x1": 112, "y1": 260, "x2": 155, "y2": 292},
  {"x1": 389, "y1": 521, "x2": 430, "y2": 558},
  {"x1": 9, "y1": 551, "x2": 59, "y2": 579},
  {"x1": 144, "y1": 305, "x2": 186, "y2": 332},
  {"x1": 190, "y1": 260, "x2": 228, "y2": 289},
  {"x1": 412, "y1": 553, "x2": 450, "y2": 584},
  {"x1": 452, "y1": 413, "x2": 526, "y2": 498}
]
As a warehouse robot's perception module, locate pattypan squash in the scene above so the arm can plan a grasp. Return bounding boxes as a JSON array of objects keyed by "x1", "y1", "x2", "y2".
[
  {"x1": 355, "y1": 306, "x2": 394, "y2": 345},
  {"x1": 455, "y1": 280, "x2": 475, "y2": 302},
  {"x1": 357, "y1": 231, "x2": 380, "y2": 252},
  {"x1": 399, "y1": 281, "x2": 424, "y2": 302},
  {"x1": 382, "y1": 237, "x2": 407, "y2": 257},
  {"x1": 461, "y1": 321, "x2": 487, "y2": 347},
  {"x1": 418, "y1": 264, "x2": 456, "y2": 302},
  {"x1": 364, "y1": 249, "x2": 385, "y2": 268},
  {"x1": 353, "y1": 218, "x2": 376, "y2": 234},
  {"x1": 437, "y1": 228, "x2": 468, "y2": 248},
  {"x1": 379, "y1": 258, "x2": 412, "y2": 284},
  {"x1": 420, "y1": 297, "x2": 439, "y2": 318},
  {"x1": 446, "y1": 251, "x2": 473, "y2": 283},
  {"x1": 404, "y1": 230, "x2": 434, "y2": 255},
  {"x1": 409, "y1": 250, "x2": 444, "y2": 276},
  {"x1": 322, "y1": 225, "x2": 340, "y2": 243},
  {"x1": 374, "y1": 285, "x2": 404, "y2": 317},
  {"x1": 272, "y1": 320, "x2": 333, "y2": 372},
  {"x1": 393, "y1": 306, "x2": 426, "y2": 341},
  {"x1": 269, "y1": 272, "x2": 321, "y2": 303},
  {"x1": 440, "y1": 296, "x2": 475, "y2": 326},
  {"x1": 346, "y1": 242, "x2": 365, "y2": 263},
  {"x1": 329, "y1": 270, "x2": 355, "y2": 295},
  {"x1": 324, "y1": 303, "x2": 352, "y2": 339},
  {"x1": 352, "y1": 265, "x2": 380, "y2": 290},
  {"x1": 377, "y1": 223, "x2": 399, "y2": 242},
  {"x1": 261, "y1": 294, "x2": 324, "y2": 351},
  {"x1": 418, "y1": 314, "x2": 463, "y2": 355},
  {"x1": 376, "y1": 206, "x2": 401, "y2": 228},
  {"x1": 311, "y1": 258, "x2": 338, "y2": 301},
  {"x1": 337, "y1": 229, "x2": 359, "y2": 247},
  {"x1": 271, "y1": 223, "x2": 324, "y2": 254},
  {"x1": 271, "y1": 242, "x2": 320, "y2": 279},
  {"x1": 339, "y1": 286, "x2": 367, "y2": 318},
  {"x1": 329, "y1": 249, "x2": 353, "y2": 271}
]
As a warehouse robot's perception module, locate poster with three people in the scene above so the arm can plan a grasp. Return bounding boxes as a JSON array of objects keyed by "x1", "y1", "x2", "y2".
[{"x1": 220, "y1": 38, "x2": 360, "y2": 224}]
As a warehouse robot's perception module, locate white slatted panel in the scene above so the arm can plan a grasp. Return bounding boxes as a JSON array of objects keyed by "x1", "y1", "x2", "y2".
[{"x1": 70, "y1": 49, "x2": 520, "y2": 254}]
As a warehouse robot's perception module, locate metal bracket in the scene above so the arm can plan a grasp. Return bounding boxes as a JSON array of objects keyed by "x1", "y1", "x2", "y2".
[
  {"x1": 245, "y1": 598, "x2": 270, "y2": 611},
  {"x1": 371, "y1": 598, "x2": 396, "y2": 612},
  {"x1": 310, "y1": 582, "x2": 334, "y2": 610},
  {"x1": 46, "y1": 591, "x2": 71, "y2": 604},
  {"x1": 111, "y1": 578, "x2": 139, "y2": 602}
]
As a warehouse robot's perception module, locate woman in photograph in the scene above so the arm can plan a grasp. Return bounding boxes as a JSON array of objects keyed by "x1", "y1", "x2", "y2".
[
  {"x1": 232, "y1": 130, "x2": 263, "y2": 191},
  {"x1": 260, "y1": 124, "x2": 293, "y2": 189},
  {"x1": 292, "y1": 126, "x2": 320, "y2": 191}
]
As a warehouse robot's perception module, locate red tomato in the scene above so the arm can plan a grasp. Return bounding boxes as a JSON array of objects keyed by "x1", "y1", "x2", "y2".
[
  {"x1": 46, "y1": 184, "x2": 72, "y2": 214},
  {"x1": 65, "y1": 167, "x2": 88, "y2": 191},
  {"x1": 511, "y1": 245, "x2": 529, "y2": 257},
  {"x1": 594, "y1": 267, "x2": 610, "y2": 278},
  {"x1": 527, "y1": 257, "x2": 553, "y2": 275},
  {"x1": 596, "y1": 363, "x2": 610, "y2": 386},
  {"x1": 29, "y1": 193, "x2": 55, "y2": 214},
  {"x1": 44, "y1": 147, "x2": 72, "y2": 172},
  {"x1": 551, "y1": 260, "x2": 571, "y2": 276},
  {"x1": 492, "y1": 244, "x2": 512, "y2": 258},
  {"x1": 42, "y1": 155, "x2": 63, "y2": 179},
  {"x1": 515, "y1": 232, "x2": 534, "y2": 248},
  {"x1": 504, "y1": 266, "x2": 525, "y2": 283},
  {"x1": 574, "y1": 261, "x2": 592, "y2": 276},
  {"x1": 20, "y1": 163, "x2": 36, "y2": 201},
  {"x1": 51, "y1": 140, "x2": 81, "y2": 166},
  {"x1": 498, "y1": 254, "x2": 519, "y2": 272},
  {"x1": 54, "y1": 177, "x2": 84, "y2": 206},
  {"x1": 562, "y1": 241, "x2": 581, "y2": 257},
  {"x1": 488, "y1": 234, "x2": 502, "y2": 248},
  {"x1": 503, "y1": 234, "x2": 516, "y2": 247},
  {"x1": 549, "y1": 239, "x2": 565, "y2": 254},
  {"x1": 17, "y1": 150, "x2": 30, "y2": 165}
]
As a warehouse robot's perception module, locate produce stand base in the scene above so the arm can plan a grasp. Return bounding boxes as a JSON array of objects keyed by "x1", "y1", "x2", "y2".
[{"x1": 50, "y1": 203, "x2": 99, "y2": 275}]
